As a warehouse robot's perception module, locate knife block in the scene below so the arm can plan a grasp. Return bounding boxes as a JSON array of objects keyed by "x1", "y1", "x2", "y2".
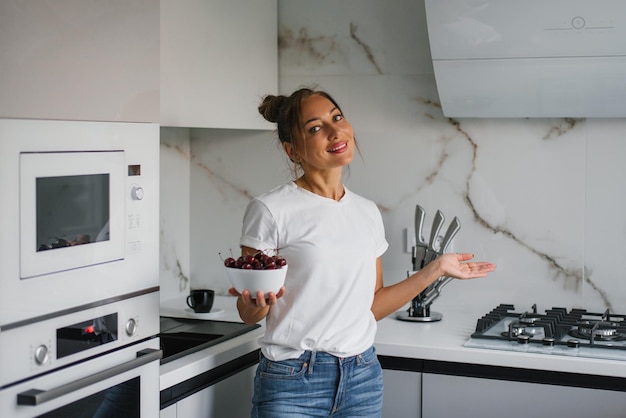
[
  {"x1": 396, "y1": 270, "x2": 444, "y2": 322},
  {"x1": 397, "y1": 205, "x2": 461, "y2": 323}
]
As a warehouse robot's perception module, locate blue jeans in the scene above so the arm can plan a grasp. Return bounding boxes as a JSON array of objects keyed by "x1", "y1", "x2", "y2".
[{"x1": 251, "y1": 346, "x2": 383, "y2": 418}]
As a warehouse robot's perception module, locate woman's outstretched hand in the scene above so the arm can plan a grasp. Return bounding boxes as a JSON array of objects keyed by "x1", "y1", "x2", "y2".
[{"x1": 434, "y1": 253, "x2": 496, "y2": 280}]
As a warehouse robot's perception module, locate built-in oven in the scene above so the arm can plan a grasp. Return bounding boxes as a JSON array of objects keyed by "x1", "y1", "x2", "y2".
[
  {"x1": 0, "y1": 294, "x2": 161, "y2": 417},
  {"x1": 0, "y1": 338, "x2": 161, "y2": 418},
  {"x1": 0, "y1": 118, "x2": 160, "y2": 326}
]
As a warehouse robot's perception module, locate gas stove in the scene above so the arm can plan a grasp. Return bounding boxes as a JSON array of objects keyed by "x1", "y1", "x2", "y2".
[{"x1": 464, "y1": 304, "x2": 626, "y2": 361}]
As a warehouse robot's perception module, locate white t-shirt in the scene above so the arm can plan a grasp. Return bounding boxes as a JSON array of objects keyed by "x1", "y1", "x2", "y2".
[{"x1": 240, "y1": 182, "x2": 389, "y2": 361}]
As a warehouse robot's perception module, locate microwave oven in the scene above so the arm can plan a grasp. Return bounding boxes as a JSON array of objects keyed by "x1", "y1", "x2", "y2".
[{"x1": 0, "y1": 119, "x2": 160, "y2": 327}]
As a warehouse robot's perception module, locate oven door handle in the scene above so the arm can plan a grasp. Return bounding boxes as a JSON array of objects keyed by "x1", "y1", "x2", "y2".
[{"x1": 17, "y1": 348, "x2": 162, "y2": 406}]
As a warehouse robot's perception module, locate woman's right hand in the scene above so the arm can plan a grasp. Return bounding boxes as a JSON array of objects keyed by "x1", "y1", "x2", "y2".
[{"x1": 229, "y1": 286, "x2": 285, "y2": 325}]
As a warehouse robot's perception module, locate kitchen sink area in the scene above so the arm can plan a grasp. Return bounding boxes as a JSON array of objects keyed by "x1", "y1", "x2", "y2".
[{"x1": 159, "y1": 316, "x2": 260, "y2": 364}]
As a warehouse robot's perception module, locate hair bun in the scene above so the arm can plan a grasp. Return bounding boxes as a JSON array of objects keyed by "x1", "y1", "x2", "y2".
[{"x1": 258, "y1": 95, "x2": 287, "y2": 123}]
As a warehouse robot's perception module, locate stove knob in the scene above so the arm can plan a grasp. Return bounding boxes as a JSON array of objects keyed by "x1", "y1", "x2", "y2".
[
  {"x1": 34, "y1": 345, "x2": 49, "y2": 365},
  {"x1": 131, "y1": 186, "x2": 144, "y2": 201},
  {"x1": 517, "y1": 335, "x2": 530, "y2": 344},
  {"x1": 567, "y1": 339, "x2": 580, "y2": 348},
  {"x1": 542, "y1": 338, "x2": 555, "y2": 346},
  {"x1": 125, "y1": 318, "x2": 137, "y2": 336}
]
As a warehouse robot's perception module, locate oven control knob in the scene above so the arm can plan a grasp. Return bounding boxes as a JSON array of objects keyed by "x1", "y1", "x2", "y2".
[
  {"x1": 517, "y1": 334, "x2": 530, "y2": 344},
  {"x1": 131, "y1": 186, "x2": 144, "y2": 200},
  {"x1": 542, "y1": 337, "x2": 555, "y2": 347},
  {"x1": 34, "y1": 345, "x2": 49, "y2": 365},
  {"x1": 125, "y1": 318, "x2": 137, "y2": 336}
]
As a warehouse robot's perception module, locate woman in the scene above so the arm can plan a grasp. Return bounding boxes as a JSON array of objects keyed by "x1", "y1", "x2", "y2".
[{"x1": 229, "y1": 87, "x2": 496, "y2": 417}]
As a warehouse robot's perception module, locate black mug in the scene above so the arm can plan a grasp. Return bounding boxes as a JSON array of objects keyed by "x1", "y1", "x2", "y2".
[{"x1": 186, "y1": 289, "x2": 215, "y2": 313}]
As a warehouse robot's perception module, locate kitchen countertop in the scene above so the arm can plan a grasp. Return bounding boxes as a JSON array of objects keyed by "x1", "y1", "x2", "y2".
[{"x1": 160, "y1": 296, "x2": 626, "y2": 391}]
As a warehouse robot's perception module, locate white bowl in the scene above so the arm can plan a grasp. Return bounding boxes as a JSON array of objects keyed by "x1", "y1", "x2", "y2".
[{"x1": 225, "y1": 266, "x2": 287, "y2": 297}]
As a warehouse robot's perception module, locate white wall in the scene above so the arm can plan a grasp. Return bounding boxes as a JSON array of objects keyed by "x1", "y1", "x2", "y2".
[
  {"x1": 160, "y1": 0, "x2": 626, "y2": 314},
  {"x1": 0, "y1": 0, "x2": 159, "y2": 122}
]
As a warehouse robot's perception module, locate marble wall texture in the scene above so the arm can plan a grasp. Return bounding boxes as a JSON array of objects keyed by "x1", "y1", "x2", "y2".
[{"x1": 160, "y1": 0, "x2": 626, "y2": 315}]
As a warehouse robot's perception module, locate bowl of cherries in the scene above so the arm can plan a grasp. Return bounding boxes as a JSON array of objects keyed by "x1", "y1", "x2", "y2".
[{"x1": 223, "y1": 250, "x2": 287, "y2": 298}]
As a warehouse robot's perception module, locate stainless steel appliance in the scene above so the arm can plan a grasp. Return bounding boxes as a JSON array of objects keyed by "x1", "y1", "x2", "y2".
[
  {"x1": 464, "y1": 304, "x2": 626, "y2": 361},
  {"x1": 0, "y1": 118, "x2": 161, "y2": 416}
]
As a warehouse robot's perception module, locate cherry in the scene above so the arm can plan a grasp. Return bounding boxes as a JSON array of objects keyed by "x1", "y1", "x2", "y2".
[
  {"x1": 254, "y1": 251, "x2": 265, "y2": 261},
  {"x1": 224, "y1": 249, "x2": 286, "y2": 270}
]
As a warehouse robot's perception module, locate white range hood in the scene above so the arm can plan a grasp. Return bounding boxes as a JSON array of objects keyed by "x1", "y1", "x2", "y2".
[{"x1": 424, "y1": 0, "x2": 626, "y2": 118}]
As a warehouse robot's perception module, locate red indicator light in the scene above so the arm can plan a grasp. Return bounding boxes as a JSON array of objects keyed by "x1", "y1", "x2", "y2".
[{"x1": 84, "y1": 325, "x2": 95, "y2": 334}]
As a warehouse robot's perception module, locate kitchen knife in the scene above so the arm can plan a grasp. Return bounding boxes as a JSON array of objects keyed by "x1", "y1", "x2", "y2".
[
  {"x1": 423, "y1": 210, "x2": 444, "y2": 266},
  {"x1": 438, "y1": 216, "x2": 461, "y2": 255},
  {"x1": 414, "y1": 205, "x2": 428, "y2": 270},
  {"x1": 420, "y1": 276, "x2": 454, "y2": 307}
]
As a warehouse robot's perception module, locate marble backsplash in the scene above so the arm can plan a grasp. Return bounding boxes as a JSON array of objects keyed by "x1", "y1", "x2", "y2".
[{"x1": 159, "y1": 0, "x2": 626, "y2": 314}]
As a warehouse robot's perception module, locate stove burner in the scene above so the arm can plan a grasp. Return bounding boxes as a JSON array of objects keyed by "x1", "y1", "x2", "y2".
[
  {"x1": 569, "y1": 320, "x2": 626, "y2": 342},
  {"x1": 500, "y1": 305, "x2": 548, "y2": 339},
  {"x1": 517, "y1": 313, "x2": 543, "y2": 325},
  {"x1": 501, "y1": 321, "x2": 543, "y2": 339}
]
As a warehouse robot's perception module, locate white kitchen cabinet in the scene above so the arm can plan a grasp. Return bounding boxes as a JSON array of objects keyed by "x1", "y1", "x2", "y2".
[
  {"x1": 160, "y1": 403, "x2": 177, "y2": 418},
  {"x1": 382, "y1": 369, "x2": 421, "y2": 418},
  {"x1": 160, "y1": 0, "x2": 277, "y2": 130},
  {"x1": 422, "y1": 373, "x2": 626, "y2": 418},
  {"x1": 0, "y1": 0, "x2": 159, "y2": 122},
  {"x1": 175, "y1": 364, "x2": 256, "y2": 418}
]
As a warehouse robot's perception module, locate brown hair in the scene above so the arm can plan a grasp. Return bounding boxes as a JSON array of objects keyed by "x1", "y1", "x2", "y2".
[{"x1": 258, "y1": 88, "x2": 356, "y2": 176}]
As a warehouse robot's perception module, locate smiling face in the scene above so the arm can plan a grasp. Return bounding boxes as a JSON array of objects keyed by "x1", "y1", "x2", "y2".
[{"x1": 285, "y1": 94, "x2": 355, "y2": 174}]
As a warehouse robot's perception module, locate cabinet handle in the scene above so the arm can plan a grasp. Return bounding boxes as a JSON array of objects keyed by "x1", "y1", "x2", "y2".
[{"x1": 17, "y1": 348, "x2": 162, "y2": 406}]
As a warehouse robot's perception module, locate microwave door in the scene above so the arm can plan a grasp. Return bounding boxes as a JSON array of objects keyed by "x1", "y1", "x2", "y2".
[{"x1": 19, "y1": 151, "x2": 125, "y2": 279}]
